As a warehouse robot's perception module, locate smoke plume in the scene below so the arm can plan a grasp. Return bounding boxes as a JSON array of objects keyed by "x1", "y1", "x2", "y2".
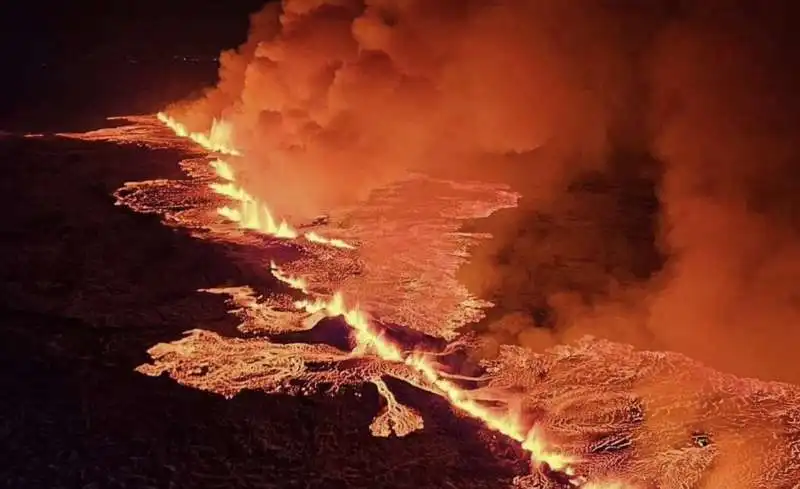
[
  {"x1": 461, "y1": 1, "x2": 800, "y2": 383},
  {"x1": 168, "y1": 0, "x2": 660, "y2": 218},
  {"x1": 646, "y1": 2, "x2": 800, "y2": 381},
  {"x1": 170, "y1": 1, "x2": 800, "y2": 382}
]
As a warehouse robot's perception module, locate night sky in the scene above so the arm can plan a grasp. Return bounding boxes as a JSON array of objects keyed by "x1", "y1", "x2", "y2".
[{"x1": 0, "y1": 1, "x2": 270, "y2": 129}]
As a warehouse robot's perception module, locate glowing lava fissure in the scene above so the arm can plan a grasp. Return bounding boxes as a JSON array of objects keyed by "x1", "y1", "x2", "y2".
[
  {"x1": 155, "y1": 112, "x2": 610, "y2": 486},
  {"x1": 293, "y1": 287, "x2": 578, "y2": 478},
  {"x1": 157, "y1": 112, "x2": 354, "y2": 249}
]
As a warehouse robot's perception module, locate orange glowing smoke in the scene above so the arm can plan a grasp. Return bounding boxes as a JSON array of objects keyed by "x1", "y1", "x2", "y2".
[{"x1": 156, "y1": 111, "x2": 582, "y2": 482}]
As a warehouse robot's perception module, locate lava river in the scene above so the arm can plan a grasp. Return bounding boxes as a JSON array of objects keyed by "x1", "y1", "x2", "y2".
[{"x1": 59, "y1": 115, "x2": 800, "y2": 489}]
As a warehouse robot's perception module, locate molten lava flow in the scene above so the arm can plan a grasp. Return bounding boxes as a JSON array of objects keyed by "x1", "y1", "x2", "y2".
[
  {"x1": 217, "y1": 202, "x2": 299, "y2": 239},
  {"x1": 294, "y1": 291, "x2": 577, "y2": 474},
  {"x1": 156, "y1": 111, "x2": 584, "y2": 484},
  {"x1": 581, "y1": 482, "x2": 629, "y2": 489},
  {"x1": 305, "y1": 231, "x2": 356, "y2": 250},
  {"x1": 206, "y1": 158, "x2": 298, "y2": 239},
  {"x1": 206, "y1": 166, "x2": 352, "y2": 245},
  {"x1": 156, "y1": 112, "x2": 241, "y2": 156},
  {"x1": 158, "y1": 112, "x2": 355, "y2": 249},
  {"x1": 270, "y1": 261, "x2": 309, "y2": 293},
  {"x1": 209, "y1": 158, "x2": 235, "y2": 181}
]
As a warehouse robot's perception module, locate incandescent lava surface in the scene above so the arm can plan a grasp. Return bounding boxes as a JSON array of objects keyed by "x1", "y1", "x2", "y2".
[{"x1": 59, "y1": 115, "x2": 800, "y2": 489}]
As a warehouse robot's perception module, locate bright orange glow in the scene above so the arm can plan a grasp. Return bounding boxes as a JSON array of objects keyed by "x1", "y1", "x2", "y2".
[
  {"x1": 270, "y1": 260, "x2": 309, "y2": 293},
  {"x1": 304, "y1": 231, "x2": 356, "y2": 250},
  {"x1": 157, "y1": 112, "x2": 355, "y2": 249},
  {"x1": 209, "y1": 181, "x2": 248, "y2": 201},
  {"x1": 157, "y1": 112, "x2": 241, "y2": 156},
  {"x1": 216, "y1": 200, "x2": 298, "y2": 239},
  {"x1": 294, "y1": 291, "x2": 577, "y2": 473},
  {"x1": 209, "y1": 158, "x2": 235, "y2": 181},
  {"x1": 157, "y1": 111, "x2": 580, "y2": 481}
]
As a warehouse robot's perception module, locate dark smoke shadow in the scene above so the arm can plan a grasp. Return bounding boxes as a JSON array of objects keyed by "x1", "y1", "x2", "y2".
[{"x1": 455, "y1": 148, "x2": 664, "y2": 347}]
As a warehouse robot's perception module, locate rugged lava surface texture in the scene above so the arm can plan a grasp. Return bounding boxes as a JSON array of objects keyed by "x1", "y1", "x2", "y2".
[
  {"x1": 1, "y1": 118, "x2": 798, "y2": 488},
  {"x1": 0, "y1": 132, "x2": 521, "y2": 489}
]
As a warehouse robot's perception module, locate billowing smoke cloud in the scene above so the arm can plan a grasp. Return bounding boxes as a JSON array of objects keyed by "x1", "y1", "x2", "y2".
[
  {"x1": 462, "y1": 2, "x2": 800, "y2": 383},
  {"x1": 170, "y1": 1, "x2": 800, "y2": 382},
  {"x1": 168, "y1": 0, "x2": 659, "y2": 218},
  {"x1": 645, "y1": 3, "x2": 800, "y2": 381}
]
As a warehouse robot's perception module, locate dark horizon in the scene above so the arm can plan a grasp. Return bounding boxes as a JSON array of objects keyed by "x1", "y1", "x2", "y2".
[{"x1": 0, "y1": 1, "x2": 269, "y2": 131}]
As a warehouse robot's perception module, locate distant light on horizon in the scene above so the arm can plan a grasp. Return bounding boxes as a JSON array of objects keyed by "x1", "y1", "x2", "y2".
[{"x1": 170, "y1": 55, "x2": 219, "y2": 63}]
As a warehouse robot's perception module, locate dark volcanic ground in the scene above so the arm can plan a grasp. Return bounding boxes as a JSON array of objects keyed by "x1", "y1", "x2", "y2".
[{"x1": 0, "y1": 135, "x2": 526, "y2": 488}]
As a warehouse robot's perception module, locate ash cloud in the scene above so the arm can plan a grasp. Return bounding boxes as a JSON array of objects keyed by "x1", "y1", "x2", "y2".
[
  {"x1": 645, "y1": 2, "x2": 800, "y2": 382},
  {"x1": 169, "y1": 1, "x2": 800, "y2": 382},
  {"x1": 462, "y1": 2, "x2": 800, "y2": 383},
  {"x1": 167, "y1": 0, "x2": 652, "y2": 218}
]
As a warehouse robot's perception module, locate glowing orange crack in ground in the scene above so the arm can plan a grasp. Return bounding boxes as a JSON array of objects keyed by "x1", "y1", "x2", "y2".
[
  {"x1": 270, "y1": 261, "x2": 309, "y2": 293},
  {"x1": 157, "y1": 112, "x2": 241, "y2": 156},
  {"x1": 294, "y1": 292, "x2": 577, "y2": 476},
  {"x1": 157, "y1": 112, "x2": 353, "y2": 248},
  {"x1": 157, "y1": 111, "x2": 584, "y2": 483},
  {"x1": 208, "y1": 164, "x2": 353, "y2": 245},
  {"x1": 209, "y1": 158, "x2": 234, "y2": 181}
]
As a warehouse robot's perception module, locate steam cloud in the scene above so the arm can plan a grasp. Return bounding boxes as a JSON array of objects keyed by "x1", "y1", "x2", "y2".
[{"x1": 169, "y1": 1, "x2": 800, "y2": 383}]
